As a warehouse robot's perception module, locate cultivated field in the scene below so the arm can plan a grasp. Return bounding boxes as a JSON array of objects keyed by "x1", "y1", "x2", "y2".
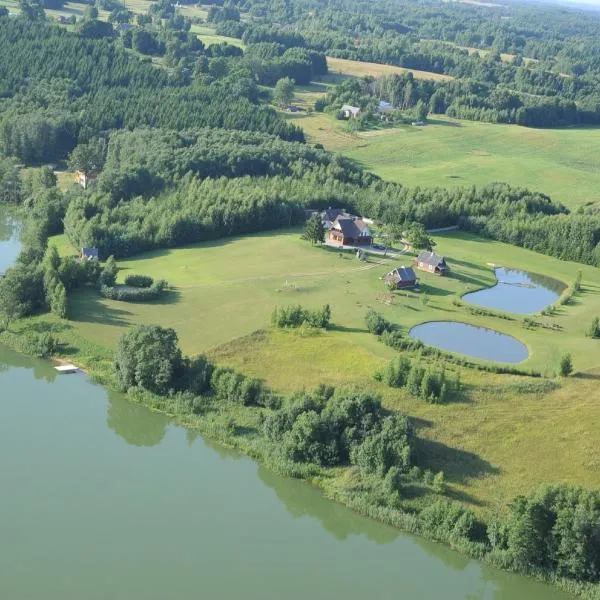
[
  {"x1": 288, "y1": 112, "x2": 600, "y2": 209},
  {"x1": 43, "y1": 228, "x2": 600, "y2": 512}
]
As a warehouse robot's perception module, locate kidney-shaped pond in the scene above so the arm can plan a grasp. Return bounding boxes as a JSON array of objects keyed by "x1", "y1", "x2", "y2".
[
  {"x1": 463, "y1": 268, "x2": 565, "y2": 315},
  {"x1": 409, "y1": 321, "x2": 529, "y2": 363}
]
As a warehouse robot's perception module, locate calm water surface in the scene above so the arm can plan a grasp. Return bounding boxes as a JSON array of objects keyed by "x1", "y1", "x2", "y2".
[
  {"x1": 0, "y1": 346, "x2": 568, "y2": 600},
  {"x1": 463, "y1": 268, "x2": 565, "y2": 315},
  {"x1": 409, "y1": 321, "x2": 529, "y2": 363}
]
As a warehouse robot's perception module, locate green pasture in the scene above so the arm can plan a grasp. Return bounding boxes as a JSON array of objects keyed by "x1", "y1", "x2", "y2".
[
  {"x1": 288, "y1": 112, "x2": 600, "y2": 209},
  {"x1": 51, "y1": 228, "x2": 600, "y2": 373},
  {"x1": 43, "y1": 228, "x2": 600, "y2": 512}
]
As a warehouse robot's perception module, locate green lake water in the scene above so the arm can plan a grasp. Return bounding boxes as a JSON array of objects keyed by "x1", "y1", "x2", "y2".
[{"x1": 0, "y1": 208, "x2": 570, "y2": 599}]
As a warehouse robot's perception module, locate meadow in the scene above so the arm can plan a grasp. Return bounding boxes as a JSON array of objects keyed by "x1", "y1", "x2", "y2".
[
  {"x1": 287, "y1": 111, "x2": 600, "y2": 209},
  {"x1": 325, "y1": 56, "x2": 454, "y2": 82},
  {"x1": 39, "y1": 228, "x2": 600, "y2": 512}
]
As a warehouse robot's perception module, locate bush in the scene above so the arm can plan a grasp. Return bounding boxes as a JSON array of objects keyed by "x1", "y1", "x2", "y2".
[
  {"x1": 365, "y1": 309, "x2": 393, "y2": 335},
  {"x1": 124, "y1": 274, "x2": 154, "y2": 288},
  {"x1": 16, "y1": 332, "x2": 59, "y2": 358},
  {"x1": 210, "y1": 366, "x2": 268, "y2": 406},
  {"x1": 382, "y1": 355, "x2": 411, "y2": 388},
  {"x1": 586, "y1": 316, "x2": 600, "y2": 339},
  {"x1": 271, "y1": 304, "x2": 331, "y2": 328},
  {"x1": 100, "y1": 279, "x2": 168, "y2": 302},
  {"x1": 559, "y1": 353, "x2": 573, "y2": 377}
]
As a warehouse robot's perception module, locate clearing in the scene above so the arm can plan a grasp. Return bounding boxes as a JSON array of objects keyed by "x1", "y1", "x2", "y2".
[{"x1": 286, "y1": 112, "x2": 600, "y2": 209}]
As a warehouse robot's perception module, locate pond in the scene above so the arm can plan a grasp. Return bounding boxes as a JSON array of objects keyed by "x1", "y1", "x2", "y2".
[
  {"x1": 409, "y1": 321, "x2": 529, "y2": 363},
  {"x1": 0, "y1": 345, "x2": 567, "y2": 600},
  {"x1": 463, "y1": 268, "x2": 565, "y2": 315}
]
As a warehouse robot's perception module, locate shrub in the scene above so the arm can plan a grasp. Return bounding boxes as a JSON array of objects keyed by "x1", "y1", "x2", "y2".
[
  {"x1": 124, "y1": 274, "x2": 154, "y2": 288},
  {"x1": 365, "y1": 308, "x2": 393, "y2": 335},
  {"x1": 99, "y1": 255, "x2": 118, "y2": 287},
  {"x1": 271, "y1": 304, "x2": 331, "y2": 328},
  {"x1": 210, "y1": 366, "x2": 268, "y2": 406},
  {"x1": 559, "y1": 353, "x2": 573, "y2": 377},
  {"x1": 100, "y1": 279, "x2": 168, "y2": 302},
  {"x1": 382, "y1": 355, "x2": 411, "y2": 388},
  {"x1": 586, "y1": 316, "x2": 600, "y2": 339}
]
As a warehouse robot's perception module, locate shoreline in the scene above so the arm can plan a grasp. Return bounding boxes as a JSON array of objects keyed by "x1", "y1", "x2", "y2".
[{"x1": 0, "y1": 330, "x2": 595, "y2": 599}]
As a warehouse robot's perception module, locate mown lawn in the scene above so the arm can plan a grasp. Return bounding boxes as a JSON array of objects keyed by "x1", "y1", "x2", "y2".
[
  {"x1": 53, "y1": 229, "x2": 600, "y2": 373},
  {"x1": 44, "y1": 228, "x2": 600, "y2": 514},
  {"x1": 288, "y1": 112, "x2": 600, "y2": 210}
]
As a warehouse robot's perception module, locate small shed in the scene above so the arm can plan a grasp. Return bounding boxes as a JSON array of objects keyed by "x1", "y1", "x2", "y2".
[
  {"x1": 80, "y1": 247, "x2": 99, "y2": 261},
  {"x1": 377, "y1": 100, "x2": 394, "y2": 115},
  {"x1": 341, "y1": 104, "x2": 361, "y2": 119},
  {"x1": 384, "y1": 266, "x2": 417, "y2": 289},
  {"x1": 416, "y1": 251, "x2": 448, "y2": 275}
]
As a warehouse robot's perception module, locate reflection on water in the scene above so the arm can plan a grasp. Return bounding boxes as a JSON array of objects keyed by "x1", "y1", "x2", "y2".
[
  {"x1": 106, "y1": 389, "x2": 169, "y2": 447},
  {"x1": 463, "y1": 267, "x2": 565, "y2": 314},
  {"x1": 409, "y1": 321, "x2": 529, "y2": 363}
]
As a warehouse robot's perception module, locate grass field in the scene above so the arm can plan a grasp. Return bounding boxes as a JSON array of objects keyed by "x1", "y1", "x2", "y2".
[
  {"x1": 41, "y1": 228, "x2": 600, "y2": 512},
  {"x1": 191, "y1": 25, "x2": 245, "y2": 48},
  {"x1": 288, "y1": 112, "x2": 600, "y2": 209},
  {"x1": 325, "y1": 57, "x2": 454, "y2": 82}
]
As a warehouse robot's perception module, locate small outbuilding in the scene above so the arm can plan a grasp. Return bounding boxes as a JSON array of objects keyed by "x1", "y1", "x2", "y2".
[
  {"x1": 80, "y1": 247, "x2": 99, "y2": 261},
  {"x1": 384, "y1": 266, "x2": 417, "y2": 289},
  {"x1": 416, "y1": 251, "x2": 448, "y2": 276},
  {"x1": 376, "y1": 100, "x2": 394, "y2": 115},
  {"x1": 341, "y1": 104, "x2": 361, "y2": 119}
]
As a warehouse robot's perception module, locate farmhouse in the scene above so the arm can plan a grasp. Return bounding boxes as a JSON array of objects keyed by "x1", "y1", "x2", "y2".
[
  {"x1": 80, "y1": 247, "x2": 99, "y2": 261},
  {"x1": 328, "y1": 217, "x2": 373, "y2": 246},
  {"x1": 416, "y1": 251, "x2": 448, "y2": 275},
  {"x1": 321, "y1": 207, "x2": 354, "y2": 230},
  {"x1": 384, "y1": 266, "x2": 417, "y2": 289},
  {"x1": 341, "y1": 104, "x2": 361, "y2": 119}
]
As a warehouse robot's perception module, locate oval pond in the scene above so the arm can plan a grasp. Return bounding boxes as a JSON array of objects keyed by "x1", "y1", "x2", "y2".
[
  {"x1": 409, "y1": 321, "x2": 529, "y2": 363},
  {"x1": 463, "y1": 267, "x2": 565, "y2": 315}
]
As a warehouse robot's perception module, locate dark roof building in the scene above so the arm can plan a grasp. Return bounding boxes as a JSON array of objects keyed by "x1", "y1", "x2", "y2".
[
  {"x1": 80, "y1": 247, "x2": 99, "y2": 261},
  {"x1": 384, "y1": 266, "x2": 417, "y2": 289},
  {"x1": 416, "y1": 251, "x2": 448, "y2": 275},
  {"x1": 328, "y1": 217, "x2": 373, "y2": 246}
]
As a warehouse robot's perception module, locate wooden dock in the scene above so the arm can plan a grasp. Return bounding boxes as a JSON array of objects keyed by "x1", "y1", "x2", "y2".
[{"x1": 54, "y1": 364, "x2": 79, "y2": 374}]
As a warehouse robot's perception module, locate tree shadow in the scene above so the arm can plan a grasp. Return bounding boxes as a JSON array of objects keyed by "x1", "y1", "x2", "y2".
[
  {"x1": 415, "y1": 438, "x2": 501, "y2": 486},
  {"x1": 330, "y1": 324, "x2": 367, "y2": 334},
  {"x1": 21, "y1": 321, "x2": 73, "y2": 334},
  {"x1": 69, "y1": 291, "x2": 135, "y2": 327}
]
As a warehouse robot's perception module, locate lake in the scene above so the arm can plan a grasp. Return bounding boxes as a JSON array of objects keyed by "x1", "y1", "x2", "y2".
[
  {"x1": 409, "y1": 321, "x2": 529, "y2": 363},
  {"x1": 463, "y1": 268, "x2": 565, "y2": 315},
  {"x1": 0, "y1": 206, "x2": 564, "y2": 599},
  {"x1": 0, "y1": 345, "x2": 567, "y2": 600}
]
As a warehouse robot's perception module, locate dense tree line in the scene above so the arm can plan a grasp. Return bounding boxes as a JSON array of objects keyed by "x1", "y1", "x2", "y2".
[
  {"x1": 321, "y1": 71, "x2": 595, "y2": 128},
  {"x1": 96, "y1": 127, "x2": 356, "y2": 200},
  {"x1": 216, "y1": 0, "x2": 600, "y2": 126},
  {"x1": 0, "y1": 18, "x2": 303, "y2": 165}
]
